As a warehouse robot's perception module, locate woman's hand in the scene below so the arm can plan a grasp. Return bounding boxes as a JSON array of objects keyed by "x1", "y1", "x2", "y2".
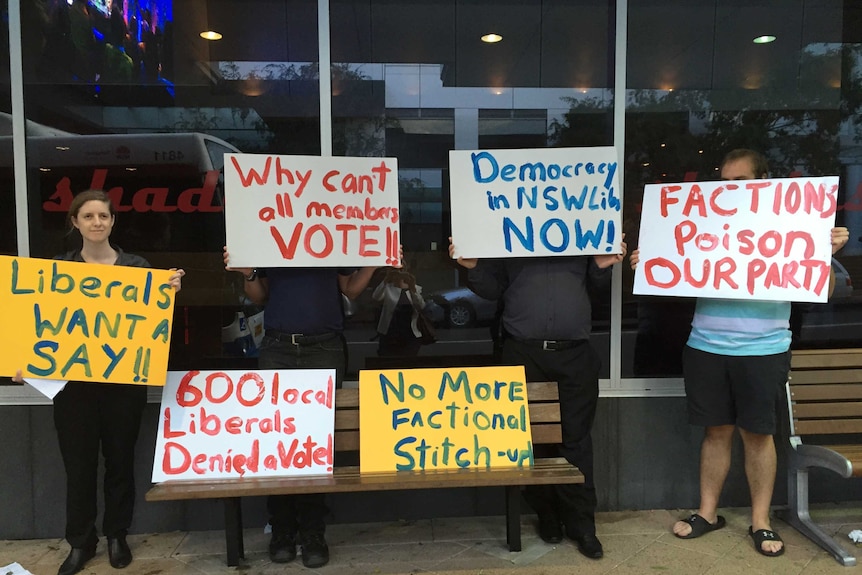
[
  {"x1": 832, "y1": 227, "x2": 850, "y2": 255},
  {"x1": 11, "y1": 370, "x2": 25, "y2": 385}
]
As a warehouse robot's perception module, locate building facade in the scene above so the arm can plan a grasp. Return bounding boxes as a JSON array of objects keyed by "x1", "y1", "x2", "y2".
[{"x1": 1, "y1": 0, "x2": 861, "y2": 539}]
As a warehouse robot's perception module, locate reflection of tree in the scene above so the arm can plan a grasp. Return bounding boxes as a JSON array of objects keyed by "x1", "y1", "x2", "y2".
[
  {"x1": 398, "y1": 177, "x2": 428, "y2": 225},
  {"x1": 550, "y1": 44, "x2": 862, "y2": 184}
]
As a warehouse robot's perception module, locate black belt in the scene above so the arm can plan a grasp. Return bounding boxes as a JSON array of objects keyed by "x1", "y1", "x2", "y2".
[
  {"x1": 265, "y1": 329, "x2": 339, "y2": 346},
  {"x1": 514, "y1": 338, "x2": 586, "y2": 351}
]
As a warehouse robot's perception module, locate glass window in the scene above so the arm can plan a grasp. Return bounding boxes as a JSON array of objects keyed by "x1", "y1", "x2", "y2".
[
  {"x1": 20, "y1": 0, "x2": 320, "y2": 370},
  {"x1": 331, "y1": 0, "x2": 615, "y2": 378},
  {"x1": 622, "y1": 0, "x2": 860, "y2": 378},
  {"x1": 1, "y1": 0, "x2": 15, "y2": 257}
]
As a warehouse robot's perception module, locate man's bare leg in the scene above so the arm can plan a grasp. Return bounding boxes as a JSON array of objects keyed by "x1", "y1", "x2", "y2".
[
  {"x1": 739, "y1": 428, "x2": 782, "y2": 554},
  {"x1": 674, "y1": 425, "x2": 734, "y2": 537}
]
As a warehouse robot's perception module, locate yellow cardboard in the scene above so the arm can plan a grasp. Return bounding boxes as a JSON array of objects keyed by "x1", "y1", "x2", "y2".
[
  {"x1": 359, "y1": 366, "x2": 533, "y2": 473},
  {"x1": 0, "y1": 255, "x2": 176, "y2": 385}
]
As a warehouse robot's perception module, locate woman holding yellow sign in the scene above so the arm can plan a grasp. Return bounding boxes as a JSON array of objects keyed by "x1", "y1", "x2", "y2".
[{"x1": 13, "y1": 190, "x2": 184, "y2": 575}]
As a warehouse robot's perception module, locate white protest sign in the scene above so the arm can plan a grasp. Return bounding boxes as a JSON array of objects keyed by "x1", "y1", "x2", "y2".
[
  {"x1": 225, "y1": 154, "x2": 400, "y2": 267},
  {"x1": 153, "y1": 369, "x2": 335, "y2": 482},
  {"x1": 449, "y1": 147, "x2": 622, "y2": 259},
  {"x1": 633, "y1": 176, "x2": 839, "y2": 302}
]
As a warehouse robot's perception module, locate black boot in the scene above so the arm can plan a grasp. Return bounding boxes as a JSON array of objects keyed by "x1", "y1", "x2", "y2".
[
  {"x1": 108, "y1": 535, "x2": 133, "y2": 568},
  {"x1": 57, "y1": 545, "x2": 96, "y2": 575}
]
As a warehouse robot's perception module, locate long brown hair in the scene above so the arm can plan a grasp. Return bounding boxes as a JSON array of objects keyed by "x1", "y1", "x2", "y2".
[{"x1": 67, "y1": 190, "x2": 116, "y2": 232}]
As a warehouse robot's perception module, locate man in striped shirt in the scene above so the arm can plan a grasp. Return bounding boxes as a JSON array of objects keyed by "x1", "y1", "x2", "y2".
[{"x1": 633, "y1": 149, "x2": 849, "y2": 557}]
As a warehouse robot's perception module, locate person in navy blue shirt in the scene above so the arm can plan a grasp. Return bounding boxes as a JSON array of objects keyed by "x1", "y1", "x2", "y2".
[{"x1": 224, "y1": 247, "x2": 375, "y2": 568}]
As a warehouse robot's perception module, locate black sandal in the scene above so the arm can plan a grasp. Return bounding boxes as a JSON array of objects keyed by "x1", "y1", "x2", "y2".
[
  {"x1": 749, "y1": 526, "x2": 785, "y2": 557},
  {"x1": 674, "y1": 513, "x2": 726, "y2": 539}
]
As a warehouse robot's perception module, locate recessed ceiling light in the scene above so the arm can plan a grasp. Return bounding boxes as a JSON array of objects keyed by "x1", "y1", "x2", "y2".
[
  {"x1": 481, "y1": 33, "x2": 502, "y2": 43},
  {"x1": 753, "y1": 35, "x2": 776, "y2": 44},
  {"x1": 200, "y1": 30, "x2": 223, "y2": 41}
]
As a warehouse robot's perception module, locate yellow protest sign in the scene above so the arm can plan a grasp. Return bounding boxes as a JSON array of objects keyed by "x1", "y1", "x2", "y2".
[
  {"x1": 359, "y1": 366, "x2": 533, "y2": 473},
  {"x1": 0, "y1": 256, "x2": 176, "y2": 385}
]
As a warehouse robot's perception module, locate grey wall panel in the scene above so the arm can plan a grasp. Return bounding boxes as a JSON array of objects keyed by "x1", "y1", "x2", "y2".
[
  {"x1": 1, "y1": 398, "x2": 859, "y2": 540},
  {"x1": 29, "y1": 406, "x2": 64, "y2": 540},
  {"x1": 0, "y1": 406, "x2": 34, "y2": 538}
]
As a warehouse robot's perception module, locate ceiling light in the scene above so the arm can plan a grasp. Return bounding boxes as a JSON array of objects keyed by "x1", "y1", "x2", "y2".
[
  {"x1": 481, "y1": 33, "x2": 502, "y2": 43},
  {"x1": 200, "y1": 30, "x2": 223, "y2": 41},
  {"x1": 753, "y1": 35, "x2": 776, "y2": 44}
]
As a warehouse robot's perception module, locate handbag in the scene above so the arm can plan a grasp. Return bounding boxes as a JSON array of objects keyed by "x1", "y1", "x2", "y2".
[{"x1": 410, "y1": 296, "x2": 437, "y2": 345}]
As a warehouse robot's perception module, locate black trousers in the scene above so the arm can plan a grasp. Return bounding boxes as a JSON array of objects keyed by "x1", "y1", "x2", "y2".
[
  {"x1": 503, "y1": 338, "x2": 601, "y2": 536},
  {"x1": 53, "y1": 381, "x2": 147, "y2": 548},
  {"x1": 258, "y1": 333, "x2": 346, "y2": 538}
]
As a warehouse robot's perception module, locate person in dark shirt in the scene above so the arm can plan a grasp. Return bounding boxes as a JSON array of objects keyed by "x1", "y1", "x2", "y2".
[
  {"x1": 450, "y1": 235, "x2": 626, "y2": 560},
  {"x1": 224, "y1": 247, "x2": 375, "y2": 568},
  {"x1": 14, "y1": 190, "x2": 184, "y2": 575}
]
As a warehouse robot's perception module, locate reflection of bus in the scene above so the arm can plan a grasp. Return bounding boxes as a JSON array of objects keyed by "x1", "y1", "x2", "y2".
[{"x1": 0, "y1": 132, "x2": 241, "y2": 368}]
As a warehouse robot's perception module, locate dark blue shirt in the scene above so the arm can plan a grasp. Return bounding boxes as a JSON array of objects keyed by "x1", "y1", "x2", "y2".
[{"x1": 260, "y1": 268, "x2": 354, "y2": 335}]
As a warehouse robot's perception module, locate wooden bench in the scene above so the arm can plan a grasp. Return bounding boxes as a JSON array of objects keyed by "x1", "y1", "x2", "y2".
[
  {"x1": 777, "y1": 348, "x2": 862, "y2": 567},
  {"x1": 146, "y1": 381, "x2": 583, "y2": 566}
]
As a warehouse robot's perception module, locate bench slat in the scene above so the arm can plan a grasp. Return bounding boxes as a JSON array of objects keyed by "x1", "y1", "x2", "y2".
[
  {"x1": 335, "y1": 403, "x2": 561, "y2": 429},
  {"x1": 146, "y1": 457, "x2": 583, "y2": 501},
  {"x1": 529, "y1": 403, "x2": 561, "y2": 423},
  {"x1": 791, "y1": 370, "x2": 862, "y2": 384},
  {"x1": 793, "y1": 419, "x2": 862, "y2": 435},
  {"x1": 792, "y1": 402, "x2": 862, "y2": 419},
  {"x1": 791, "y1": 349, "x2": 862, "y2": 369},
  {"x1": 334, "y1": 424, "x2": 563, "y2": 453},
  {"x1": 522, "y1": 381, "x2": 558, "y2": 401},
  {"x1": 821, "y1": 444, "x2": 862, "y2": 477},
  {"x1": 790, "y1": 384, "x2": 862, "y2": 401}
]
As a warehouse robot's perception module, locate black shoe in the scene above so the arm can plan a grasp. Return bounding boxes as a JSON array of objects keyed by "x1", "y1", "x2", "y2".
[
  {"x1": 107, "y1": 535, "x2": 132, "y2": 569},
  {"x1": 538, "y1": 516, "x2": 563, "y2": 544},
  {"x1": 300, "y1": 532, "x2": 330, "y2": 568},
  {"x1": 268, "y1": 532, "x2": 297, "y2": 563},
  {"x1": 571, "y1": 532, "x2": 604, "y2": 559},
  {"x1": 57, "y1": 546, "x2": 96, "y2": 575}
]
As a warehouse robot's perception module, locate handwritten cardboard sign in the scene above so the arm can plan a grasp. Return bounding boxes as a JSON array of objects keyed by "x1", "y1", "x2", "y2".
[
  {"x1": 225, "y1": 153, "x2": 401, "y2": 267},
  {"x1": 449, "y1": 147, "x2": 622, "y2": 258},
  {"x1": 359, "y1": 366, "x2": 533, "y2": 474},
  {"x1": 633, "y1": 176, "x2": 839, "y2": 302},
  {"x1": 153, "y1": 369, "x2": 335, "y2": 482},
  {"x1": 0, "y1": 256, "x2": 176, "y2": 385}
]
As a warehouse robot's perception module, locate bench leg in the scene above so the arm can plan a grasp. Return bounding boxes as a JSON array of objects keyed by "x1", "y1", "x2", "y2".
[
  {"x1": 223, "y1": 497, "x2": 245, "y2": 567},
  {"x1": 505, "y1": 486, "x2": 522, "y2": 552},
  {"x1": 777, "y1": 467, "x2": 856, "y2": 567}
]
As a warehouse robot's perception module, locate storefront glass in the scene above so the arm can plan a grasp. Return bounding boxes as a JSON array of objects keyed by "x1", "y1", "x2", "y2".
[
  {"x1": 331, "y1": 0, "x2": 615, "y2": 376},
  {"x1": 622, "y1": 0, "x2": 862, "y2": 378}
]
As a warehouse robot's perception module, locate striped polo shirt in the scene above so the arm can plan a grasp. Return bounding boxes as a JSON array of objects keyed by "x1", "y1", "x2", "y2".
[{"x1": 687, "y1": 298, "x2": 791, "y2": 356}]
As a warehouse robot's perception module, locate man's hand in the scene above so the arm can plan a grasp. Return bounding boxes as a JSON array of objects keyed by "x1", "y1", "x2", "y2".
[
  {"x1": 593, "y1": 234, "x2": 627, "y2": 269},
  {"x1": 223, "y1": 246, "x2": 254, "y2": 278},
  {"x1": 629, "y1": 249, "x2": 640, "y2": 270}
]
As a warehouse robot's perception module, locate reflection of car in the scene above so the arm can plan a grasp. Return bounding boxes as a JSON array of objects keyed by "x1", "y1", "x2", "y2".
[
  {"x1": 425, "y1": 287, "x2": 498, "y2": 328},
  {"x1": 831, "y1": 258, "x2": 853, "y2": 299}
]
